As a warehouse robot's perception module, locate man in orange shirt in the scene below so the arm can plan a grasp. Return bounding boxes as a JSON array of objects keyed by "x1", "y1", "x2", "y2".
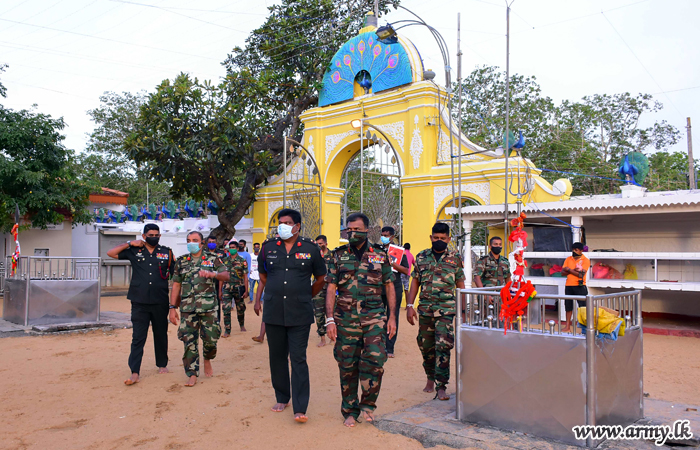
[{"x1": 561, "y1": 242, "x2": 590, "y2": 332}]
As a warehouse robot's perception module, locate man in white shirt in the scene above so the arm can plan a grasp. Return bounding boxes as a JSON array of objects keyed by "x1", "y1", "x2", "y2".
[{"x1": 248, "y1": 242, "x2": 260, "y2": 303}]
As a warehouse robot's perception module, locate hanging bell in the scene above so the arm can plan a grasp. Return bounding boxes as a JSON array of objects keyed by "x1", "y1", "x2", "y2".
[
  {"x1": 307, "y1": 158, "x2": 312, "y2": 166},
  {"x1": 372, "y1": 133, "x2": 378, "y2": 143},
  {"x1": 301, "y1": 152, "x2": 307, "y2": 160},
  {"x1": 391, "y1": 156, "x2": 397, "y2": 164},
  {"x1": 365, "y1": 130, "x2": 372, "y2": 141},
  {"x1": 312, "y1": 167, "x2": 318, "y2": 175},
  {"x1": 384, "y1": 144, "x2": 390, "y2": 154}
]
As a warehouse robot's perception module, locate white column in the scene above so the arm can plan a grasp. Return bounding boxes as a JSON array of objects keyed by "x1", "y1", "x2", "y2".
[
  {"x1": 462, "y1": 219, "x2": 473, "y2": 284},
  {"x1": 571, "y1": 216, "x2": 583, "y2": 243}
]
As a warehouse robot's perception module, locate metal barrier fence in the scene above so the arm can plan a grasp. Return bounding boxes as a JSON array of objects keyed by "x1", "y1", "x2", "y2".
[
  {"x1": 455, "y1": 287, "x2": 643, "y2": 447},
  {"x1": 3, "y1": 256, "x2": 101, "y2": 326}
]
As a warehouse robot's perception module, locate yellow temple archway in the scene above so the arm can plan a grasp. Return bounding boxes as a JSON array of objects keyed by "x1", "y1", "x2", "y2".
[{"x1": 249, "y1": 14, "x2": 572, "y2": 251}]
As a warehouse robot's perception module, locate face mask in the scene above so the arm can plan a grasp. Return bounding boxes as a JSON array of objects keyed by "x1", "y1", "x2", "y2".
[
  {"x1": 572, "y1": 251, "x2": 581, "y2": 257},
  {"x1": 145, "y1": 236, "x2": 159, "y2": 247},
  {"x1": 278, "y1": 223, "x2": 295, "y2": 240},
  {"x1": 491, "y1": 246, "x2": 502, "y2": 255},
  {"x1": 207, "y1": 242, "x2": 217, "y2": 250},
  {"x1": 254, "y1": 248, "x2": 260, "y2": 254},
  {"x1": 187, "y1": 242, "x2": 201, "y2": 254},
  {"x1": 432, "y1": 240, "x2": 448, "y2": 252},
  {"x1": 380, "y1": 236, "x2": 391, "y2": 245},
  {"x1": 229, "y1": 248, "x2": 238, "y2": 255},
  {"x1": 348, "y1": 231, "x2": 367, "y2": 246}
]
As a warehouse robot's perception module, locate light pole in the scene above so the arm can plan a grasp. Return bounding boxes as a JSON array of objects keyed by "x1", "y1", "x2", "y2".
[{"x1": 376, "y1": 5, "x2": 456, "y2": 226}]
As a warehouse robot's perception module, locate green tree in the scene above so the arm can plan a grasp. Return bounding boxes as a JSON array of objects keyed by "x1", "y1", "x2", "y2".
[
  {"x1": 647, "y1": 151, "x2": 697, "y2": 191},
  {"x1": 454, "y1": 66, "x2": 681, "y2": 195},
  {"x1": 0, "y1": 77, "x2": 93, "y2": 231},
  {"x1": 79, "y1": 91, "x2": 171, "y2": 205},
  {"x1": 127, "y1": 0, "x2": 399, "y2": 239}
]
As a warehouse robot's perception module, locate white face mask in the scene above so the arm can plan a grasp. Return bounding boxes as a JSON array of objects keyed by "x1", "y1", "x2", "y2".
[{"x1": 277, "y1": 223, "x2": 296, "y2": 240}]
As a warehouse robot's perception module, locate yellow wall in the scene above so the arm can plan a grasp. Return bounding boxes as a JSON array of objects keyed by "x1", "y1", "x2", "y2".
[{"x1": 252, "y1": 80, "x2": 571, "y2": 251}]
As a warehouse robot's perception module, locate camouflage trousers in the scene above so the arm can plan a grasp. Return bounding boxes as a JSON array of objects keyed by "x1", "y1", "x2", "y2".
[
  {"x1": 177, "y1": 311, "x2": 221, "y2": 377},
  {"x1": 313, "y1": 294, "x2": 326, "y2": 337},
  {"x1": 333, "y1": 307, "x2": 387, "y2": 419},
  {"x1": 222, "y1": 288, "x2": 246, "y2": 332},
  {"x1": 417, "y1": 314, "x2": 455, "y2": 391}
]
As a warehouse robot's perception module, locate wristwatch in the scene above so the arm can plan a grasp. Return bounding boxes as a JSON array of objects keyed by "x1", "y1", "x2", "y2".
[
  {"x1": 169, "y1": 304, "x2": 177, "y2": 309},
  {"x1": 126, "y1": 240, "x2": 131, "y2": 247}
]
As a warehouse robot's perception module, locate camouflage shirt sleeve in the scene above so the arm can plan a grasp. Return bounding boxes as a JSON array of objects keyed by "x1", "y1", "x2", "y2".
[
  {"x1": 214, "y1": 257, "x2": 226, "y2": 273},
  {"x1": 171, "y1": 258, "x2": 183, "y2": 283},
  {"x1": 501, "y1": 257, "x2": 512, "y2": 278},
  {"x1": 411, "y1": 251, "x2": 422, "y2": 282},
  {"x1": 455, "y1": 255, "x2": 465, "y2": 281},
  {"x1": 326, "y1": 250, "x2": 338, "y2": 285},
  {"x1": 473, "y1": 257, "x2": 485, "y2": 278}
]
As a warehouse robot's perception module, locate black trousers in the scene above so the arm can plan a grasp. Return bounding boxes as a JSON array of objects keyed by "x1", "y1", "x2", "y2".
[
  {"x1": 129, "y1": 302, "x2": 169, "y2": 374},
  {"x1": 265, "y1": 323, "x2": 311, "y2": 414},
  {"x1": 564, "y1": 285, "x2": 588, "y2": 312},
  {"x1": 382, "y1": 288, "x2": 402, "y2": 354}
]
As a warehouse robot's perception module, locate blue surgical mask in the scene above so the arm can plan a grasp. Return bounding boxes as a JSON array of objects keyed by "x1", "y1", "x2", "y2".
[
  {"x1": 187, "y1": 242, "x2": 201, "y2": 254},
  {"x1": 207, "y1": 242, "x2": 217, "y2": 250},
  {"x1": 380, "y1": 236, "x2": 391, "y2": 245},
  {"x1": 278, "y1": 223, "x2": 295, "y2": 240}
]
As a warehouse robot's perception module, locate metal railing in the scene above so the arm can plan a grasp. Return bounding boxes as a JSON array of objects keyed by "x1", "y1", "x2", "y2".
[
  {"x1": 6, "y1": 256, "x2": 101, "y2": 281},
  {"x1": 455, "y1": 286, "x2": 643, "y2": 448}
]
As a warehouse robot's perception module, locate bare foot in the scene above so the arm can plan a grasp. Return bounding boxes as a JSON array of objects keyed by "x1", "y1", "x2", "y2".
[
  {"x1": 222, "y1": 332, "x2": 230, "y2": 338},
  {"x1": 271, "y1": 402, "x2": 289, "y2": 412},
  {"x1": 317, "y1": 336, "x2": 326, "y2": 347},
  {"x1": 562, "y1": 326, "x2": 571, "y2": 333},
  {"x1": 423, "y1": 380, "x2": 435, "y2": 393},
  {"x1": 437, "y1": 388, "x2": 449, "y2": 401},
  {"x1": 240, "y1": 326, "x2": 247, "y2": 332},
  {"x1": 184, "y1": 375, "x2": 197, "y2": 387},
  {"x1": 124, "y1": 373, "x2": 139, "y2": 386},
  {"x1": 252, "y1": 336, "x2": 264, "y2": 343},
  {"x1": 158, "y1": 367, "x2": 169, "y2": 374},
  {"x1": 360, "y1": 411, "x2": 374, "y2": 423},
  {"x1": 387, "y1": 353, "x2": 394, "y2": 358},
  {"x1": 343, "y1": 416, "x2": 356, "y2": 427},
  {"x1": 203, "y1": 359, "x2": 214, "y2": 377},
  {"x1": 294, "y1": 413, "x2": 308, "y2": 423}
]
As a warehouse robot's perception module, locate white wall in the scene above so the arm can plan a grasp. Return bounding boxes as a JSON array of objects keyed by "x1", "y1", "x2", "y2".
[
  {"x1": 4, "y1": 221, "x2": 73, "y2": 258},
  {"x1": 585, "y1": 213, "x2": 700, "y2": 252}
]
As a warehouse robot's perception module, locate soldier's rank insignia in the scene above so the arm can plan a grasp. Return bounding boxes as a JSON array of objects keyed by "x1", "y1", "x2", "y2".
[{"x1": 295, "y1": 253, "x2": 311, "y2": 259}]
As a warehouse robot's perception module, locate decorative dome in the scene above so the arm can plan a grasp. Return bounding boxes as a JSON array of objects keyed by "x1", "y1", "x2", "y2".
[{"x1": 318, "y1": 30, "x2": 424, "y2": 107}]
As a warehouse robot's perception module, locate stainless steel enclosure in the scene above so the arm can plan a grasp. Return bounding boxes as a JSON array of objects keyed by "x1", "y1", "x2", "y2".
[
  {"x1": 456, "y1": 288, "x2": 643, "y2": 447},
  {"x1": 3, "y1": 257, "x2": 101, "y2": 326}
]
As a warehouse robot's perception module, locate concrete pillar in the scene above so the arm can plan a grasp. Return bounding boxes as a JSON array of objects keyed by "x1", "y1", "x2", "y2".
[
  {"x1": 462, "y1": 219, "x2": 474, "y2": 284},
  {"x1": 571, "y1": 216, "x2": 583, "y2": 243}
]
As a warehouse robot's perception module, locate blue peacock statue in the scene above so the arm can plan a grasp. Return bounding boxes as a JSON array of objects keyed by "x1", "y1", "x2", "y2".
[
  {"x1": 618, "y1": 152, "x2": 650, "y2": 186},
  {"x1": 207, "y1": 200, "x2": 218, "y2": 216}
]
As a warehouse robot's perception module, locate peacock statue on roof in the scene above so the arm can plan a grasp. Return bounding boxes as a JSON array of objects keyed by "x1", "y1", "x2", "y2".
[{"x1": 618, "y1": 152, "x2": 649, "y2": 186}]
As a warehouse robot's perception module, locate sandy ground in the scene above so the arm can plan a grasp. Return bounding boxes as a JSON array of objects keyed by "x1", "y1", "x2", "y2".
[{"x1": 1, "y1": 296, "x2": 699, "y2": 450}]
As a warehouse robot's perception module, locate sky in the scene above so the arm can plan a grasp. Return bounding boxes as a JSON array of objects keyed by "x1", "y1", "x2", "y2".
[{"x1": 0, "y1": 0, "x2": 698, "y2": 157}]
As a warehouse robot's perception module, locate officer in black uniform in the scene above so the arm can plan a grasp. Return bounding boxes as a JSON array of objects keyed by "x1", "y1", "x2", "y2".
[
  {"x1": 253, "y1": 208, "x2": 326, "y2": 423},
  {"x1": 107, "y1": 223, "x2": 174, "y2": 386}
]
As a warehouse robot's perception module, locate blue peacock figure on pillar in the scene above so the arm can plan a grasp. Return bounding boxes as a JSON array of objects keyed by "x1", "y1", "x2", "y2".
[{"x1": 618, "y1": 152, "x2": 650, "y2": 186}]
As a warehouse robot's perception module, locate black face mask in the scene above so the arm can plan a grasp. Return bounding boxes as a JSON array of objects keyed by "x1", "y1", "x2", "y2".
[
  {"x1": 572, "y1": 252, "x2": 581, "y2": 257},
  {"x1": 145, "y1": 236, "x2": 160, "y2": 247},
  {"x1": 491, "y1": 246, "x2": 502, "y2": 255},
  {"x1": 432, "y1": 240, "x2": 448, "y2": 252}
]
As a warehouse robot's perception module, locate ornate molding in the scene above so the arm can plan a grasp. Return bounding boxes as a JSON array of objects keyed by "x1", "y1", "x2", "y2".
[
  {"x1": 325, "y1": 130, "x2": 355, "y2": 163},
  {"x1": 409, "y1": 115, "x2": 423, "y2": 170},
  {"x1": 268, "y1": 201, "x2": 283, "y2": 220},
  {"x1": 437, "y1": 130, "x2": 484, "y2": 164},
  {"x1": 375, "y1": 121, "x2": 405, "y2": 153},
  {"x1": 433, "y1": 183, "x2": 490, "y2": 214}
]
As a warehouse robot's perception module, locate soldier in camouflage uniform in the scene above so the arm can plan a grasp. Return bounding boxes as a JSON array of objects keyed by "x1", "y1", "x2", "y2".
[
  {"x1": 326, "y1": 213, "x2": 397, "y2": 427},
  {"x1": 406, "y1": 223, "x2": 466, "y2": 401},
  {"x1": 474, "y1": 236, "x2": 511, "y2": 287},
  {"x1": 220, "y1": 239, "x2": 248, "y2": 335},
  {"x1": 169, "y1": 231, "x2": 229, "y2": 387},
  {"x1": 313, "y1": 235, "x2": 332, "y2": 347}
]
